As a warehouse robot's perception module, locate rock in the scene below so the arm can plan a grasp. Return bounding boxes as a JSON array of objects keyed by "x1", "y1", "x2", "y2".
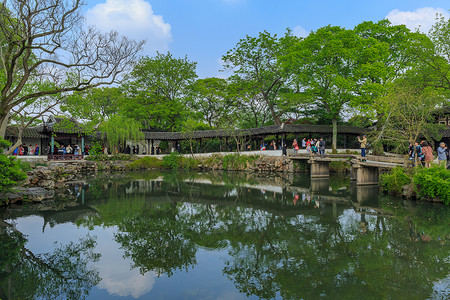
[
  {"x1": 38, "y1": 180, "x2": 55, "y2": 189},
  {"x1": 15, "y1": 187, "x2": 54, "y2": 202},
  {"x1": 402, "y1": 184, "x2": 415, "y2": 198}
]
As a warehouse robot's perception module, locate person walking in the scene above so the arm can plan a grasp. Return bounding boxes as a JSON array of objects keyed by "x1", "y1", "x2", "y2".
[
  {"x1": 301, "y1": 138, "x2": 306, "y2": 148},
  {"x1": 437, "y1": 142, "x2": 447, "y2": 166},
  {"x1": 357, "y1": 135, "x2": 368, "y2": 161},
  {"x1": 421, "y1": 141, "x2": 433, "y2": 168}
]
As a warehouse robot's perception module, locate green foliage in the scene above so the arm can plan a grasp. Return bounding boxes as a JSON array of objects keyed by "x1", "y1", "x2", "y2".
[
  {"x1": 162, "y1": 152, "x2": 183, "y2": 170},
  {"x1": 0, "y1": 139, "x2": 27, "y2": 194},
  {"x1": 86, "y1": 153, "x2": 131, "y2": 162},
  {"x1": 128, "y1": 157, "x2": 163, "y2": 170},
  {"x1": 222, "y1": 154, "x2": 259, "y2": 170},
  {"x1": 413, "y1": 165, "x2": 450, "y2": 205},
  {"x1": 379, "y1": 167, "x2": 413, "y2": 195},
  {"x1": 99, "y1": 115, "x2": 144, "y2": 149},
  {"x1": 162, "y1": 152, "x2": 201, "y2": 170},
  {"x1": 122, "y1": 52, "x2": 197, "y2": 131},
  {"x1": 329, "y1": 161, "x2": 350, "y2": 173}
]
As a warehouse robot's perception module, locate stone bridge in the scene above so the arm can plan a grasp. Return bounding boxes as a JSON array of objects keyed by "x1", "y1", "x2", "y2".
[{"x1": 289, "y1": 153, "x2": 406, "y2": 185}]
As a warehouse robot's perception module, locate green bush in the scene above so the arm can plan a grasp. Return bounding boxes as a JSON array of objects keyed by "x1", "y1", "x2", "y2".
[
  {"x1": 128, "y1": 156, "x2": 163, "y2": 170},
  {"x1": 222, "y1": 154, "x2": 259, "y2": 170},
  {"x1": 0, "y1": 139, "x2": 27, "y2": 193},
  {"x1": 379, "y1": 166, "x2": 413, "y2": 195},
  {"x1": 162, "y1": 152, "x2": 202, "y2": 170},
  {"x1": 86, "y1": 153, "x2": 131, "y2": 161},
  {"x1": 162, "y1": 152, "x2": 183, "y2": 170},
  {"x1": 413, "y1": 165, "x2": 450, "y2": 205}
]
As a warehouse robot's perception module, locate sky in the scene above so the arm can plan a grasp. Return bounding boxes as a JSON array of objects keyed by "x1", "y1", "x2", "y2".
[{"x1": 83, "y1": 0, "x2": 450, "y2": 78}]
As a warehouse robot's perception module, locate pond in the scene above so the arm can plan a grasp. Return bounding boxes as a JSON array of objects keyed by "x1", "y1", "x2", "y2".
[{"x1": 0, "y1": 171, "x2": 449, "y2": 299}]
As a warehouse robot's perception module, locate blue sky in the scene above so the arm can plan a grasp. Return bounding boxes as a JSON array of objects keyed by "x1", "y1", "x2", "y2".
[{"x1": 84, "y1": 0, "x2": 450, "y2": 78}]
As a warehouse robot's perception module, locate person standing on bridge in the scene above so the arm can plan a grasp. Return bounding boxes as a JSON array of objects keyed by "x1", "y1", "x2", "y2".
[
  {"x1": 421, "y1": 141, "x2": 433, "y2": 168},
  {"x1": 292, "y1": 139, "x2": 299, "y2": 154},
  {"x1": 319, "y1": 138, "x2": 326, "y2": 157},
  {"x1": 437, "y1": 142, "x2": 447, "y2": 166},
  {"x1": 357, "y1": 135, "x2": 368, "y2": 160}
]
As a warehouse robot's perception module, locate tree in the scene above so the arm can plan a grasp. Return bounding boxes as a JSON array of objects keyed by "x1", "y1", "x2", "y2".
[
  {"x1": 412, "y1": 15, "x2": 450, "y2": 94},
  {"x1": 222, "y1": 30, "x2": 299, "y2": 125},
  {"x1": 371, "y1": 76, "x2": 446, "y2": 153},
  {"x1": 61, "y1": 87, "x2": 121, "y2": 128},
  {"x1": 99, "y1": 115, "x2": 144, "y2": 152},
  {"x1": 282, "y1": 25, "x2": 390, "y2": 152},
  {"x1": 227, "y1": 76, "x2": 269, "y2": 128},
  {"x1": 0, "y1": 0, "x2": 144, "y2": 139},
  {"x1": 122, "y1": 52, "x2": 197, "y2": 131},
  {"x1": 188, "y1": 77, "x2": 234, "y2": 128}
]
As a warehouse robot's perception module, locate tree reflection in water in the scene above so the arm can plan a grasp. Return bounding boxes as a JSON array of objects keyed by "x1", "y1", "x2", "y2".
[
  {"x1": 0, "y1": 220, "x2": 100, "y2": 300},
  {"x1": 1, "y1": 171, "x2": 448, "y2": 299},
  {"x1": 79, "y1": 171, "x2": 449, "y2": 299}
]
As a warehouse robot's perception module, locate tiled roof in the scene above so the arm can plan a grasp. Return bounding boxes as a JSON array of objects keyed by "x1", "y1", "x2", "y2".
[
  {"x1": 5, "y1": 126, "x2": 47, "y2": 139},
  {"x1": 143, "y1": 124, "x2": 367, "y2": 140}
]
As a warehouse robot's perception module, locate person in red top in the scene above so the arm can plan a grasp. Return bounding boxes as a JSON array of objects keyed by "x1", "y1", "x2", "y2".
[
  {"x1": 421, "y1": 141, "x2": 433, "y2": 168},
  {"x1": 292, "y1": 139, "x2": 299, "y2": 153},
  {"x1": 306, "y1": 139, "x2": 312, "y2": 154}
]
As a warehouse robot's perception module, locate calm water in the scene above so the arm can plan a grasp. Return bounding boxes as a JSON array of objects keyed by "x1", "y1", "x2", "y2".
[{"x1": 0, "y1": 171, "x2": 449, "y2": 300}]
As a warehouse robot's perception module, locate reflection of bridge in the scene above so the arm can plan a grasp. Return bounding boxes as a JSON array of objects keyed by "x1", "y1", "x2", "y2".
[{"x1": 289, "y1": 154, "x2": 406, "y2": 185}]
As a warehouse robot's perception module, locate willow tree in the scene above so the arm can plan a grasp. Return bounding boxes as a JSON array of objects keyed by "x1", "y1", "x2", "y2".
[
  {"x1": 100, "y1": 115, "x2": 144, "y2": 153},
  {"x1": 0, "y1": 0, "x2": 144, "y2": 139}
]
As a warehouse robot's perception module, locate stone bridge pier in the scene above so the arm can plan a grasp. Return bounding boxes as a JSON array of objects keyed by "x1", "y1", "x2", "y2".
[
  {"x1": 309, "y1": 159, "x2": 330, "y2": 178},
  {"x1": 350, "y1": 163, "x2": 379, "y2": 185}
]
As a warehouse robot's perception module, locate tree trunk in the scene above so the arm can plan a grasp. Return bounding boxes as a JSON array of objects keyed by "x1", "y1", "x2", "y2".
[
  {"x1": 332, "y1": 118, "x2": 337, "y2": 153},
  {"x1": 0, "y1": 112, "x2": 9, "y2": 140}
]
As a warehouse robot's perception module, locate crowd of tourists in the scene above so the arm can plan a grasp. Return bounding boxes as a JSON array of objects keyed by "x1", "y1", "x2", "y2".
[
  {"x1": 408, "y1": 140, "x2": 449, "y2": 168},
  {"x1": 12, "y1": 144, "x2": 40, "y2": 156}
]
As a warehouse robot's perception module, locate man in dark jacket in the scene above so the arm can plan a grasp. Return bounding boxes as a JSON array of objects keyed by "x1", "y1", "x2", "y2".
[{"x1": 319, "y1": 138, "x2": 326, "y2": 156}]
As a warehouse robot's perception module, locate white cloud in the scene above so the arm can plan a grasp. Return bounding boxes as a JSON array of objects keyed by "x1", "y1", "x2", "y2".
[
  {"x1": 386, "y1": 7, "x2": 450, "y2": 33},
  {"x1": 293, "y1": 25, "x2": 308, "y2": 38},
  {"x1": 96, "y1": 227, "x2": 157, "y2": 298},
  {"x1": 86, "y1": 0, "x2": 172, "y2": 53}
]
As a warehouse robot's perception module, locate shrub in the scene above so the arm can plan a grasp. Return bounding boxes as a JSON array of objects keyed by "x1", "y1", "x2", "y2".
[
  {"x1": 128, "y1": 157, "x2": 163, "y2": 170},
  {"x1": 0, "y1": 139, "x2": 27, "y2": 193},
  {"x1": 222, "y1": 154, "x2": 259, "y2": 170},
  {"x1": 413, "y1": 165, "x2": 450, "y2": 205},
  {"x1": 86, "y1": 153, "x2": 131, "y2": 161},
  {"x1": 162, "y1": 152, "x2": 183, "y2": 170},
  {"x1": 379, "y1": 166, "x2": 413, "y2": 195}
]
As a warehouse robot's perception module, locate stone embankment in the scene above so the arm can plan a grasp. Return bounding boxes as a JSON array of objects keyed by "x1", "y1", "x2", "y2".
[
  {"x1": 2, "y1": 161, "x2": 98, "y2": 205},
  {"x1": 246, "y1": 157, "x2": 294, "y2": 172}
]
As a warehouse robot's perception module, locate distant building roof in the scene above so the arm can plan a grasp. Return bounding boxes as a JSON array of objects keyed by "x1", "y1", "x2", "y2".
[
  {"x1": 143, "y1": 124, "x2": 367, "y2": 140},
  {"x1": 5, "y1": 126, "x2": 47, "y2": 139}
]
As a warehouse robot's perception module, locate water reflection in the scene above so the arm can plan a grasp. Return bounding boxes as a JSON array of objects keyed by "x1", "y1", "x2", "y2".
[{"x1": 0, "y1": 171, "x2": 449, "y2": 299}]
